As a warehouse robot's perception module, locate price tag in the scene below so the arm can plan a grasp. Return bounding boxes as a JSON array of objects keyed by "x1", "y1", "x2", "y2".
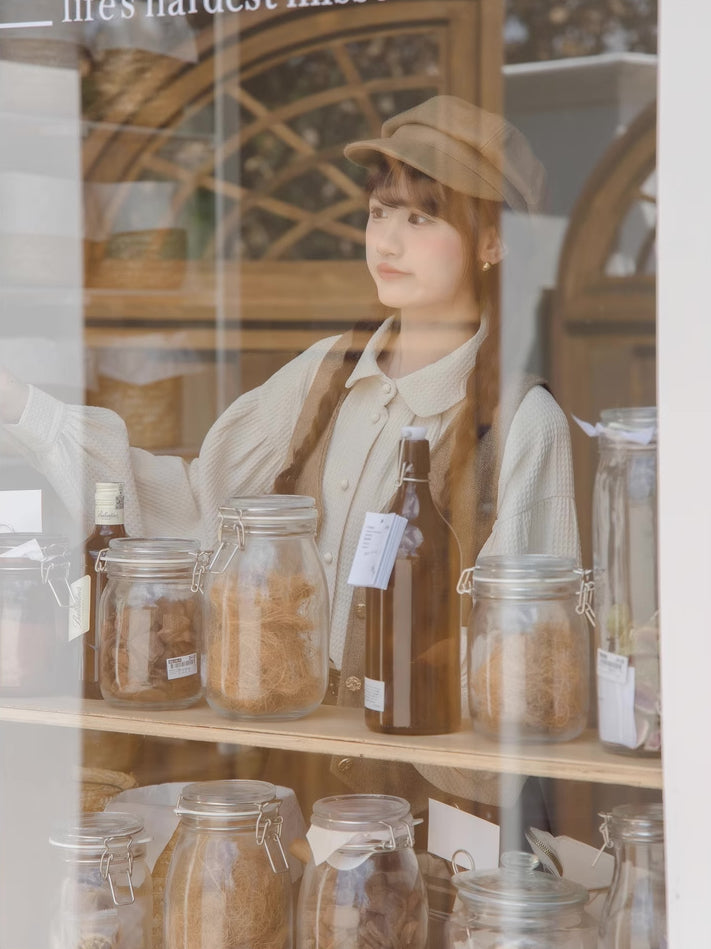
[
  {"x1": 364, "y1": 677, "x2": 385, "y2": 712},
  {"x1": 167, "y1": 653, "x2": 198, "y2": 680},
  {"x1": 597, "y1": 648, "x2": 629, "y2": 685},
  {"x1": 347, "y1": 512, "x2": 407, "y2": 590}
]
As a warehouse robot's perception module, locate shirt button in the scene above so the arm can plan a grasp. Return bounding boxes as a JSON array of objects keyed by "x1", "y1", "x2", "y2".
[
  {"x1": 355, "y1": 601, "x2": 366, "y2": 620},
  {"x1": 371, "y1": 412, "x2": 380, "y2": 423},
  {"x1": 382, "y1": 382, "x2": 392, "y2": 394},
  {"x1": 340, "y1": 478, "x2": 349, "y2": 491},
  {"x1": 345, "y1": 675, "x2": 362, "y2": 692},
  {"x1": 324, "y1": 552, "x2": 333, "y2": 565}
]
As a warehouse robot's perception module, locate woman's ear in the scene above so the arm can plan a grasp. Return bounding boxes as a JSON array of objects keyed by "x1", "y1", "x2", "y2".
[{"x1": 478, "y1": 225, "x2": 506, "y2": 268}]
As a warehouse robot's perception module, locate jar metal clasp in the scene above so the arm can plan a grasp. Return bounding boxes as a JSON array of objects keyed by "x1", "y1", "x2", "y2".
[
  {"x1": 592, "y1": 811, "x2": 613, "y2": 866},
  {"x1": 191, "y1": 550, "x2": 212, "y2": 593},
  {"x1": 575, "y1": 568, "x2": 596, "y2": 625},
  {"x1": 256, "y1": 805, "x2": 289, "y2": 874},
  {"x1": 41, "y1": 555, "x2": 76, "y2": 607},
  {"x1": 456, "y1": 567, "x2": 475, "y2": 597},
  {"x1": 100, "y1": 833, "x2": 136, "y2": 906},
  {"x1": 208, "y1": 511, "x2": 244, "y2": 574}
]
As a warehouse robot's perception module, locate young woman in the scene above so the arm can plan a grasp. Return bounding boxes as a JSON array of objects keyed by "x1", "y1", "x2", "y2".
[{"x1": 0, "y1": 95, "x2": 579, "y2": 818}]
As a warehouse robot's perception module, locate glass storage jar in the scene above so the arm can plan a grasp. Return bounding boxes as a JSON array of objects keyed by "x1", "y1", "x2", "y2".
[
  {"x1": 597, "y1": 802, "x2": 666, "y2": 949},
  {"x1": 458, "y1": 555, "x2": 593, "y2": 741},
  {"x1": 164, "y1": 779, "x2": 292, "y2": 949},
  {"x1": 205, "y1": 495, "x2": 329, "y2": 720},
  {"x1": 49, "y1": 811, "x2": 152, "y2": 949},
  {"x1": 447, "y1": 851, "x2": 596, "y2": 949},
  {"x1": 97, "y1": 537, "x2": 206, "y2": 709},
  {"x1": 592, "y1": 407, "x2": 660, "y2": 755},
  {"x1": 0, "y1": 533, "x2": 73, "y2": 696},
  {"x1": 296, "y1": 793, "x2": 428, "y2": 949}
]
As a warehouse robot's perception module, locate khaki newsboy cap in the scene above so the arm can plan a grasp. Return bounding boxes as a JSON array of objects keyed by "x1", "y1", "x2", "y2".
[{"x1": 344, "y1": 95, "x2": 545, "y2": 212}]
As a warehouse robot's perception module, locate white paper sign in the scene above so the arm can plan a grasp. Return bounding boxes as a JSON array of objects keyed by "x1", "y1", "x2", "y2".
[
  {"x1": 597, "y1": 648, "x2": 629, "y2": 685},
  {"x1": 597, "y1": 660, "x2": 638, "y2": 748},
  {"x1": 68, "y1": 574, "x2": 91, "y2": 642},
  {"x1": 0, "y1": 489, "x2": 42, "y2": 533},
  {"x1": 427, "y1": 798, "x2": 500, "y2": 871},
  {"x1": 347, "y1": 512, "x2": 407, "y2": 590}
]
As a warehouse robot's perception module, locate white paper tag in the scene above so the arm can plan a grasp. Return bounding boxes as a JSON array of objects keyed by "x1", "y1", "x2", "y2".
[
  {"x1": 597, "y1": 663, "x2": 638, "y2": 748},
  {"x1": 597, "y1": 648, "x2": 629, "y2": 685},
  {"x1": 364, "y1": 676, "x2": 385, "y2": 712},
  {"x1": 0, "y1": 538, "x2": 44, "y2": 560},
  {"x1": 427, "y1": 799, "x2": 500, "y2": 871},
  {"x1": 347, "y1": 512, "x2": 407, "y2": 590},
  {"x1": 166, "y1": 653, "x2": 198, "y2": 680},
  {"x1": 68, "y1": 574, "x2": 91, "y2": 642}
]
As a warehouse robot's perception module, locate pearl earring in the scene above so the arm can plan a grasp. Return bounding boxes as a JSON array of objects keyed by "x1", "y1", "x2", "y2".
[{"x1": 482, "y1": 261, "x2": 492, "y2": 272}]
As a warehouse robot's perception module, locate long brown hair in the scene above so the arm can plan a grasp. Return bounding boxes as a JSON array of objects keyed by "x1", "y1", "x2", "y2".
[{"x1": 274, "y1": 159, "x2": 501, "y2": 528}]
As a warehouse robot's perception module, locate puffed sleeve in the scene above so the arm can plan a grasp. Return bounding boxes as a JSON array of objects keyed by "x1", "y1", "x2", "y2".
[
  {"x1": 479, "y1": 385, "x2": 581, "y2": 563},
  {"x1": 4, "y1": 335, "x2": 339, "y2": 546}
]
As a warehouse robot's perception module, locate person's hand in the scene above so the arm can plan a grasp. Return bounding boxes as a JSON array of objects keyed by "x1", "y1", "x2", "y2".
[{"x1": 0, "y1": 368, "x2": 29, "y2": 424}]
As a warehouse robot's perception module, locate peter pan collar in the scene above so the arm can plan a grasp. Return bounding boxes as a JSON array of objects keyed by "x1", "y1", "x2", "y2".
[{"x1": 345, "y1": 315, "x2": 488, "y2": 417}]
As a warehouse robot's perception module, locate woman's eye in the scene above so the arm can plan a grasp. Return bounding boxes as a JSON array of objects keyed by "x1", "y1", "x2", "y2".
[
  {"x1": 409, "y1": 212, "x2": 431, "y2": 225},
  {"x1": 369, "y1": 205, "x2": 385, "y2": 220}
]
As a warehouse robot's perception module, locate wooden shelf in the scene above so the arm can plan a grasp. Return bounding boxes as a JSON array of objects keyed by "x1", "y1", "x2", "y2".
[{"x1": 0, "y1": 697, "x2": 662, "y2": 789}]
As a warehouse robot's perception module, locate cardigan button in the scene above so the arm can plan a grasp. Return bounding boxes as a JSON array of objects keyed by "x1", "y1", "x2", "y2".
[
  {"x1": 355, "y1": 601, "x2": 366, "y2": 620},
  {"x1": 345, "y1": 675, "x2": 362, "y2": 692},
  {"x1": 336, "y1": 757, "x2": 353, "y2": 774},
  {"x1": 324, "y1": 552, "x2": 333, "y2": 564}
]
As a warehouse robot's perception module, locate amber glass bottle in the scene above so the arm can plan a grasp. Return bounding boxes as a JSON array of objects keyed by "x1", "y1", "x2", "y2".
[
  {"x1": 365, "y1": 427, "x2": 461, "y2": 734},
  {"x1": 82, "y1": 482, "x2": 127, "y2": 698}
]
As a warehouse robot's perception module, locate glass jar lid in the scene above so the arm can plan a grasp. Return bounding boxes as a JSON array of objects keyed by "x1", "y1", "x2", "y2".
[
  {"x1": 311, "y1": 793, "x2": 413, "y2": 834},
  {"x1": 103, "y1": 537, "x2": 200, "y2": 567},
  {"x1": 176, "y1": 779, "x2": 280, "y2": 820},
  {"x1": 0, "y1": 533, "x2": 68, "y2": 570},
  {"x1": 598, "y1": 406, "x2": 657, "y2": 445},
  {"x1": 605, "y1": 802, "x2": 664, "y2": 841},
  {"x1": 452, "y1": 851, "x2": 589, "y2": 915},
  {"x1": 218, "y1": 495, "x2": 317, "y2": 536},
  {"x1": 49, "y1": 811, "x2": 149, "y2": 858},
  {"x1": 460, "y1": 555, "x2": 581, "y2": 599}
]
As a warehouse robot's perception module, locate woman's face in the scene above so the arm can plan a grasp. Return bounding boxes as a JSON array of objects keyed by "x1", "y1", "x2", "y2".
[{"x1": 365, "y1": 192, "x2": 476, "y2": 322}]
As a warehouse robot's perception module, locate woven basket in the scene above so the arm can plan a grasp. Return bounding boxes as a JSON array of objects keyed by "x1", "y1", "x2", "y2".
[
  {"x1": 90, "y1": 373, "x2": 182, "y2": 450},
  {"x1": 82, "y1": 48, "x2": 184, "y2": 125},
  {"x1": 85, "y1": 228, "x2": 187, "y2": 291},
  {"x1": 79, "y1": 766, "x2": 138, "y2": 813}
]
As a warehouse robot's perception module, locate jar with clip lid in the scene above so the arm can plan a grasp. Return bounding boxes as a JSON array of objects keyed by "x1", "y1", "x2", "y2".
[
  {"x1": 296, "y1": 793, "x2": 428, "y2": 949},
  {"x1": 163, "y1": 779, "x2": 293, "y2": 949},
  {"x1": 447, "y1": 851, "x2": 596, "y2": 948},
  {"x1": 97, "y1": 537, "x2": 208, "y2": 709},
  {"x1": 205, "y1": 495, "x2": 329, "y2": 720},
  {"x1": 592, "y1": 407, "x2": 660, "y2": 756},
  {"x1": 458, "y1": 555, "x2": 593, "y2": 741},
  {"x1": 49, "y1": 811, "x2": 152, "y2": 949},
  {"x1": 597, "y1": 802, "x2": 666, "y2": 949},
  {"x1": 0, "y1": 532, "x2": 74, "y2": 696}
]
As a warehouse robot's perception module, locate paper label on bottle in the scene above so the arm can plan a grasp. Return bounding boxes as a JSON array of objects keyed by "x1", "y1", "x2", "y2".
[
  {"x1": 166, "y1": 653, "x2": 198, "y2": 680},
  {"x1": 347, "y1": 512, "x2": 407, "y2": 590},
  {"x1": 597, "y1": 648, "x2": 629, "y2": 684},
  {"x1": 68, "y1": 574, "x2": 90, "y2": 642},
  {"x1": 597, "y1": 651, "x2": 638, "y2": 748},
  {"x1": 364, "y1": 676, "x2": 385, "y2": 712}
]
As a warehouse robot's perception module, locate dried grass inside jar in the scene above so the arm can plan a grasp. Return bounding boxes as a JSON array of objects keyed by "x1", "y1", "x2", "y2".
[
  {"x1": 207, "y1": 569, "x2": 325, "y2": 717},
  {"x1": 471, "y1": 621, "x2": 587, "y2": 739},
  {"x1": 164, "y1": 834, "x2": 291, "y2": 949}
]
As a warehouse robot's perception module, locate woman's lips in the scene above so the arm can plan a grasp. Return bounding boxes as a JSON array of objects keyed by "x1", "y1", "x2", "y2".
[{"x1": 376, "y1": 264, "x2": 409, "y2": 278}]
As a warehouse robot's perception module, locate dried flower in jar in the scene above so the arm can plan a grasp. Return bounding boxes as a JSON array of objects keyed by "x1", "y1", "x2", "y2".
[
  {"x1": 299, "y1": 862, "x2": 427, "y2": 949},
  {"x1": 206, "y1": 570, "x2": 324, "y2": 716},
  {"x1": 100, "y1": 592, "x2": 201, "y2": 705}
]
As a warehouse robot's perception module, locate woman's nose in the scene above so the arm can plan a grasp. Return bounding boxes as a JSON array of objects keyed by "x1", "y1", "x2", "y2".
[{"x1": 376, "y1": 217, "x2": 403, "y2": 256}]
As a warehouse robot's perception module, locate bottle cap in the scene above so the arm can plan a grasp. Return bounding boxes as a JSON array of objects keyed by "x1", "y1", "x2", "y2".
[{"x1": 400, "y1": 426, "x2": 427, "y2": 441}]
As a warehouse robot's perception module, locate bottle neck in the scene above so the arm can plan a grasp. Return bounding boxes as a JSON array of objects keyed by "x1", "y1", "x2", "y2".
[{"x1": 399, "y1": 438, "x2": 430, "y2": 485}]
